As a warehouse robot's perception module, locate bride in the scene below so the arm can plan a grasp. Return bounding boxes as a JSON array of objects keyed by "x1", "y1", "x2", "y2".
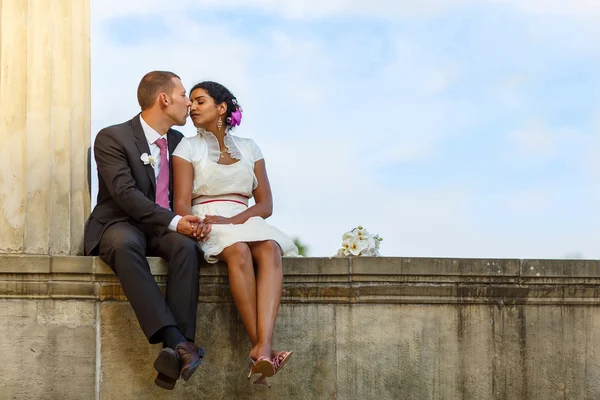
[{"x1": 172, "y1": 81, "x2": 297, "y2": 386}]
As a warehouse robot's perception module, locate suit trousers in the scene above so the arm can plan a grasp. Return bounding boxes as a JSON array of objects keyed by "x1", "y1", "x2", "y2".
[{"x1": 98, "y1": 221, "x2": 202, "y2": 343}]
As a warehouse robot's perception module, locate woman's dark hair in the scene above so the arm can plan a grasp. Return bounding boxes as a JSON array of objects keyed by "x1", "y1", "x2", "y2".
[{"x1": 190, "y1": 81, "x2": 240, "y2": 128}]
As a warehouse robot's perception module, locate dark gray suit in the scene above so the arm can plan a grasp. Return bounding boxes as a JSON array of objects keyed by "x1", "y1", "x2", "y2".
[{"x1": 85, "y1": 114, "x2": 202, "y2": 343}]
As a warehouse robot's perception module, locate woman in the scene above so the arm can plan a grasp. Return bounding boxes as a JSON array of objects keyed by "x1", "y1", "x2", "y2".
[{"x1": 172, "y1": 81, "x2": 297, "y2": 386}]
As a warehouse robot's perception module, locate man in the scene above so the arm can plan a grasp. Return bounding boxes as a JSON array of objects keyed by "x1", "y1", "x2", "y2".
[{"x1": 84, "y1": 71, "x2": 210, "y2": 390}]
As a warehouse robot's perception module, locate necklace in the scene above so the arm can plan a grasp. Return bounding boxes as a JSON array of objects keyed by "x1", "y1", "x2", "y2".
[{"x1": 220, "y1": 149, "x2": 228, "y2": 158}]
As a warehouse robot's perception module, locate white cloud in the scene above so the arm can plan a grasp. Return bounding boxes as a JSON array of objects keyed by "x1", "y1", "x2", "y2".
[
  {"x1": 506, "y1": 120, "x2": 589, "y2": 164},
  {"x1": 491, "y1": 187, "x2": 559, "y2": 214},
  {"x1": 494, "y1": 75, "x2": 528, "y2": 109},
  {"x1": 92, "y1": 0, "x2": 468, "y2": 21},
  {"x1": 492, "y1": 0, "x2": 600, "y2": 18},
  {"x1": 93, "y1": 0, "x2": 600, "y2": 22}
]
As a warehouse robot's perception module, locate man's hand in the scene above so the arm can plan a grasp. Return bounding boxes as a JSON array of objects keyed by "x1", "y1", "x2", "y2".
[{"x1": 177, "y1": 215, "x2": 208, "y2": 241}]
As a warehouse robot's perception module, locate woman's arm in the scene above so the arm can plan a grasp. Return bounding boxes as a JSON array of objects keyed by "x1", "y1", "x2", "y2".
[
  {"x1": 172, "y1": 155, "x2": 213, "y2": 240},
  {"x1": 172, "y1": 156, "x2": 195, "y2": 217},
  {"x1": 203, "y1": 159, "x2": 273, "y2": 225}
]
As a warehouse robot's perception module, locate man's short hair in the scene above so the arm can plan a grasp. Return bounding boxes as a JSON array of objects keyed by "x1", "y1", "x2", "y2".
[{"x1": 137, "y1": 71, "x2": 181, "y2": 110}]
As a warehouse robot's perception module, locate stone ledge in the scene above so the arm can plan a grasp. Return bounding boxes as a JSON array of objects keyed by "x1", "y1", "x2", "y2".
[
  {"x1": 521, "y1": 259, "x2": 600, "y2": 283},
  {"x1": 0, "y1": 255, "x2": 51, "y2": 273},
  {"x1": 1, "y1": 255, "x2": 599, "y2": 304}
]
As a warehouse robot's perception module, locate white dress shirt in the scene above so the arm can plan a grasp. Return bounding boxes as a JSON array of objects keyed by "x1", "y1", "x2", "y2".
[{"x1": 139, "y1": 115, "x2": 181, "y2": 232}]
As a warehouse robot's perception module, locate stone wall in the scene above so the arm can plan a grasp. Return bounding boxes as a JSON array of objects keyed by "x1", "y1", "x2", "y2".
[{"x1": 1, "y1": 255, "x2": 600, "y2": 399}]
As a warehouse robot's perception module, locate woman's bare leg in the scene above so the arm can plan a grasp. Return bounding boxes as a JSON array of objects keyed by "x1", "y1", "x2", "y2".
[
  {"x1": 247, "y1": 240, "x2": 283, "y2": 360},
  {"x1": 218, "y1": 243, "x2": 259, "y2": 347}
]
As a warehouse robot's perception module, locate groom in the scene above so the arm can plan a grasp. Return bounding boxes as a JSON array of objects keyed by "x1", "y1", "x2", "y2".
[{"x1": 84, "y1": 71, "x2": 210, "y2": 390}]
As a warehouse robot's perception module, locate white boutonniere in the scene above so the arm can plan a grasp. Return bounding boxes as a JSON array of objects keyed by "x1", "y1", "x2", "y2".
[{"x1": 140, "y1": 153, "x2": 156, "y2": 168}]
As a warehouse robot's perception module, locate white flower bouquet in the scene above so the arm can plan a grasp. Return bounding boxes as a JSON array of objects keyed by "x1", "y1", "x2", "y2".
[{"x1": 334, "y1": 226, "x2": 383, "y2": 257}]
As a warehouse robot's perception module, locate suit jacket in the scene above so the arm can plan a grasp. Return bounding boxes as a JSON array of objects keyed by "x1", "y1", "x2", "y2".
[{"x1": 84, "y1": 114, "x2": 184, "y2": 255}]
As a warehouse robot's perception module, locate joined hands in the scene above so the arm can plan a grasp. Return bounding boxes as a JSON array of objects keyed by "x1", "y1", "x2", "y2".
[{"x1": 177, "y1": 215, "x2": 212, "y2": 242}]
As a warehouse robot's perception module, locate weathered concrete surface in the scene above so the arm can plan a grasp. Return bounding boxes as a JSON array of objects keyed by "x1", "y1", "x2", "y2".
[
  {"x1": 334, "y1": 304, "x2": 600, "y2": 400},
  {"x1": 1, "y1": 256, "x2": 600, "y2": 399},
  {"x1": 519, "y1": 307, "x2": 600, "y2": 400},
  {"x1": 0, "y1": 0, "x2": 91, "y2": 255},
  {"x1": 0, "y1": 300, "x2": 96, "y2": 399},
  {"x1": 100, "y1": 302, "x2": 336, "y2": 399}
]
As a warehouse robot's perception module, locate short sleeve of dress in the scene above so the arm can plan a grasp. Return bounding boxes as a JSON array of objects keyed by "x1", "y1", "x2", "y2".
[
  {"x1": 172, "y1": 137, "x2": 192, "y2": 162},
  {"x1": 251, "y1": 139, "x2": 264, "y2": 162}
]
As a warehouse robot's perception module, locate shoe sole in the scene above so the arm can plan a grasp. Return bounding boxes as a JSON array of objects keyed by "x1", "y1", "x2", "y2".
[
  {"x1": 154, "y1": 373, "x2": 176, "y2": 390},
  {"x1": 253, "y1": 359, "x2": 275, "y2": 378},
  {"x1": 154, "y1": 349, "x2": 180, "y2": 380}
]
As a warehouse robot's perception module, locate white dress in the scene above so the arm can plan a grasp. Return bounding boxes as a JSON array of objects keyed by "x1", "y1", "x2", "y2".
[{"x1": 172, "y1": 128, "x2": 299, "y2": 263}]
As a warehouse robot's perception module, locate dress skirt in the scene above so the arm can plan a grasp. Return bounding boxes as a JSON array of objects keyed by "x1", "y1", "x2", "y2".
[{"x1": 192, "y1": 201, "x2": 299, "y2": 263}]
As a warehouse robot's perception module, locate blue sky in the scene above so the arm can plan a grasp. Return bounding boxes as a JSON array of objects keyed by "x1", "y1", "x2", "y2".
[{"x1": 91, "y1": 0, "x2": 600, "y2": 259}]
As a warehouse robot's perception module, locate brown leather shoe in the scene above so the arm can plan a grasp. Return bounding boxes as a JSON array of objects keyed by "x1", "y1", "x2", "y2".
[
  {"x1": 153, "y1": 348, "x2": 180, "y2": 390},
  {"x1": 175, "y1": 342, "x2": 205, "y2": 381}
]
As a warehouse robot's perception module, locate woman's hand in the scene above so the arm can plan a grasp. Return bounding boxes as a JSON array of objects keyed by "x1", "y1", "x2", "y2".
[
  {"x1": 203, "y1": 215, "x2": 237, "y2": 225},
  {"x1": 191, "y1": 220, "x2": 212, "y2": 242}
]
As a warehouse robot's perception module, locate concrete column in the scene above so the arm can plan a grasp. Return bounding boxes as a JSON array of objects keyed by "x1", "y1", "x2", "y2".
[{"x1": 0, "y1": 0, "x2": 90, "y2": 255}]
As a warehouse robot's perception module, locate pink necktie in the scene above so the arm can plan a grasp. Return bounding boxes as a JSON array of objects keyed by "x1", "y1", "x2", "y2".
[{"x1": 155, "y1": 138, "x2": 170, "y2": 209}]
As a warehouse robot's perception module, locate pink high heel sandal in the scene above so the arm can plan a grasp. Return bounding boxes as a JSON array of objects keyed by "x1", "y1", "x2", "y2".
[
  {"x1": 251, "y1": 350, "x2": 294, "y2": 387},
  {"x1": 248, "y1": 356, "x2": 275, "y2": 388},
  {"x1": 272, "y1": 351, "x2": 293, "y2": 375}
]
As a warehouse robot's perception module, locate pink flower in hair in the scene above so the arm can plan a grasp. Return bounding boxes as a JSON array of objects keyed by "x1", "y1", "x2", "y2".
[{"x1": 228, "y1": 107, "x2": 243, "y2": 127}]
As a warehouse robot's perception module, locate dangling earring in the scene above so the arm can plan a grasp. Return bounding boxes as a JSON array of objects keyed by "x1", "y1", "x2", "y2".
[{"x1": 217, "y1": 116, "x2": 223, "y2": 131}]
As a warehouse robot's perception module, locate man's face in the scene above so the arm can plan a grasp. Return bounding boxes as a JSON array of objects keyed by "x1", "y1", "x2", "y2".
[{"x1": 165, "y1": 78, "x2": 191, "y2": 126}]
